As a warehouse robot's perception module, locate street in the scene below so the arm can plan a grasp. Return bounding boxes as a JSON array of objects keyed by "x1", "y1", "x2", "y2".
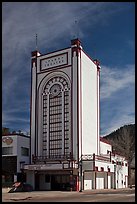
[{"x1": 2, "y1": 188, "x2": 135, "y2": 202}]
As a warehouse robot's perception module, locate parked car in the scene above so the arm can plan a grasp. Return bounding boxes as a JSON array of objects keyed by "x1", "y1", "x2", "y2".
[{"x1": 8, "y1": 182, "x2": 33, "y2": 193}]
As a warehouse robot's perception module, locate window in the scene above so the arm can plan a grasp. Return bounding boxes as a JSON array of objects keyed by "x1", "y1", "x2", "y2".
[
  {"x1": 2, "y1": 147, "x2": 13, "y2": 155},
  {"x1": 21, "y1": 147, "x2": 29, "y2": 156},
  {"x1": 42, "y1": 76, "x2": 71, "y2": 158}
]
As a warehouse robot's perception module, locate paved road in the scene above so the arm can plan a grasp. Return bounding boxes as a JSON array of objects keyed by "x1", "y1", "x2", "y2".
[{"x1": 2, "y1": 188, "x2": 135, "y2": 202}]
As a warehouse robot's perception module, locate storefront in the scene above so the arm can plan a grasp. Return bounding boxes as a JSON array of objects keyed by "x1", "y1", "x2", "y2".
[{"x1": 24, "y1": 163, "x2": 79, "y2": 191}]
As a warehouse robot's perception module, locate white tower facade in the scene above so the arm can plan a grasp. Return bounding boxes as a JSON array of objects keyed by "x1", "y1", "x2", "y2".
[
  {"x1": 24, "y1": 39, "x2": 101, "y2": 191},
  {"x1": 30, "y1": 39, "x2": 100, "y2": 162}
]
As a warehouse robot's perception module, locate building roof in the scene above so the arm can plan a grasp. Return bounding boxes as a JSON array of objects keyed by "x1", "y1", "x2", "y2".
[
  {"x1": 2, "y1": 133, "x2": 30, "y2": 138},
  {"x1": 100, "y1": 137, "x2": 111, "y2": 145}
]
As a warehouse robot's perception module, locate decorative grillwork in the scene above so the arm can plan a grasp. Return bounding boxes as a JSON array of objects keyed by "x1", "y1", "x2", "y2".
[
  {"x1": 32, "y1": 154, "x2": 73, "y2": 163},
  {"x1": 42, "y1": 76, "x2": 71, "y2": 159}
]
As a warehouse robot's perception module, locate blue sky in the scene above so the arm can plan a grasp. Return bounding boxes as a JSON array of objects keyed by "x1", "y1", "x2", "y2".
[{"x1": 2, "y1": 2, "x2": 135, "y2": 136}]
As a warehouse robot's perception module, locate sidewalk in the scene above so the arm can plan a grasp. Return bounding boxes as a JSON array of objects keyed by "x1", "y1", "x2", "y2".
[{"x1": 2, "y1": 187, "x2": 134, "y2": 200}]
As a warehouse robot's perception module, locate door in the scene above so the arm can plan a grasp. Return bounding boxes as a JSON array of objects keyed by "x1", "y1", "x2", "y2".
[
  {"x1": 84, "y1": 180, "x2": 92, "y2": 190},
  {"x1": 96, "y1": 177, "x2": 104, "y2": 189},
  {"x1": 108, "y1": 175, "x2": 111, "y2": 189},
  {"x1": 35, "y1": 172, "x2": 39, "y2": 190}
]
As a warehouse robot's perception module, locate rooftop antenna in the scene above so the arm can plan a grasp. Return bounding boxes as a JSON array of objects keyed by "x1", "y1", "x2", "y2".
[
  {"x1": 74, "y1": 20, "x2": 79, "y2": 39},
  {"x1": 36, "y1": 33, "x2": 38, "y2": 50}
]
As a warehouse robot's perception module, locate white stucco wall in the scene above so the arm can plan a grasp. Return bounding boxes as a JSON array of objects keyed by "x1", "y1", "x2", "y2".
[
  {"x1": 111, "y1": 154, "x2": 128, "y2": 188},
  {"x1": 17, "y1": 135, "x2": 30, "y2": 172},
  {"x1": 95, "y1": 160, "x2": 114, "y2": 172},
  {"x1": 2, "y1": 135, "x2": 30, "y2": 173},
  {"x1": 100, "y1": 141, "x2": 112, "y2": 154},
  {"x1": 81, "y1": 51, "x2": 99, "y2": 155}
]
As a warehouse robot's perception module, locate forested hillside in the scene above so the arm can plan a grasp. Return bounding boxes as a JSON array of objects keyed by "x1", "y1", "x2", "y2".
[{"x1": 103, "y1": 124, "x2": 135, "y2": 167}]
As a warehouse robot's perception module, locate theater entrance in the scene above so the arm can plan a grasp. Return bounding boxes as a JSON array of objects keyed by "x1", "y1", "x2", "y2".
[{"x1": 50, "y1": 174, "x2": 70, "y2": 191}]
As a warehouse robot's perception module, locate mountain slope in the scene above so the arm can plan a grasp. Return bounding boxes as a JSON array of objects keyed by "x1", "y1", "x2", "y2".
[{"x1": 103, "y1": 124, "x2": 135, "y2": 167}]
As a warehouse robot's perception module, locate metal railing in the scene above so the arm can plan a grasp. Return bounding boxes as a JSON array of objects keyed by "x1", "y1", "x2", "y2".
[
  {"x1": 32, "y1": 154, "x2": 74, "y2": 163},
  {"x1": 81, "y1": 153, "x2": 111, "y2": 162}
]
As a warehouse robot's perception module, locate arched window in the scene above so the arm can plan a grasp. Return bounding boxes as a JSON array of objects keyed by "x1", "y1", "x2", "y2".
[{"x1": 42, "y1": 76, "x2": 71, "y2": 159}]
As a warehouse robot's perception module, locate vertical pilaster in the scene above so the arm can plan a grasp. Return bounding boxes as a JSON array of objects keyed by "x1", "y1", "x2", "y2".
[
  {"x1": 94, "y1": 59, "x2": 101, "y2": 155},
  {"x1": 47, "y1": 93, "x2": 50, "y2": 157},
  {"x1": 71, "y1": 39, "x2": 82, "y2": 161},
  {"x1": 30, "y1": 50, "x2": 41, "y2": 162},
  {"x1": 62, "y1": 91, "x2": 65, "y2": 155}
]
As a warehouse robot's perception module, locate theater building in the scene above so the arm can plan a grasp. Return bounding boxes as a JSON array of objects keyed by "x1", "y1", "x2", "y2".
[{"x1": 23, "y1": 39, "x2": 128, "y2": 191}]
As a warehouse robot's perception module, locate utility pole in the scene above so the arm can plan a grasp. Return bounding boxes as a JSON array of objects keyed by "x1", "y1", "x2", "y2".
[{"x1": 79, "y1": 156, "x2": 83, "y2": 192}]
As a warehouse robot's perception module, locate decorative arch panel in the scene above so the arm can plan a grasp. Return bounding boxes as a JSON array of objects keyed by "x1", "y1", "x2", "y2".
[{"x1": 42, "y1": 75, "x2": 71, "y2": 159}]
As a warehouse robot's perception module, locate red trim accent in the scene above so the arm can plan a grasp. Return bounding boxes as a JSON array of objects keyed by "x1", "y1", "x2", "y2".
[
  {"x1": 77, "y1": 49, "x2": 79, "y2": 161},
  {"x1": 71, "y1": 38, "x2": 81, "y2": 47},
  {"x1": 72, "y1": 47, "x2": 81, "y2": 57},
  {"x1": 79, "y1": 49, "x2": 82, "y2": 162},
  {"x1": 98, "y1": 68, "x2": 100, "y2": 154},
  {"x1": 97, "y1": 68, "x2": 99, "y2": 154}
]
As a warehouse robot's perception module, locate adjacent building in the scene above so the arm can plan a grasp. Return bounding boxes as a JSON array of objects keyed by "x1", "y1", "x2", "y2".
[
  {"x1": 23, "y1": 38, "x2": 128, "y2": 191},
  {"x1": 2, "y1": 134, "x2": 30, "y2": 186}
]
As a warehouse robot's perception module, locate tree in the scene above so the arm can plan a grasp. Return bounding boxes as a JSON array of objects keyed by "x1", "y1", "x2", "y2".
[
  {"x1": 12, "y1": 130, "x2": 17, "y2": 134},
  {"x1": 104, "y1": 124, "x2": 135, "y2": 188},
  {"x1": 2, "y1": 127, "x2": 10, "y2": 135}
]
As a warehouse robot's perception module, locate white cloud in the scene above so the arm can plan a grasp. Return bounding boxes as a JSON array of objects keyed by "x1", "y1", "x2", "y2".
[
  {"x1": 101, "y1": 110, "x2": 135, "y2": 136},
  {"x1": 2, "y1": 113, "x2": 29, "y2": 124},
  {"x1": 2, "y1": 2, "x2": 134, "y2": 132},
  {"x1": 100, "y1": 64, "x2": 135, "y2": 99},
  {"x1": 100, "y1": 64, "x2": 135, "y2": 136}
]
